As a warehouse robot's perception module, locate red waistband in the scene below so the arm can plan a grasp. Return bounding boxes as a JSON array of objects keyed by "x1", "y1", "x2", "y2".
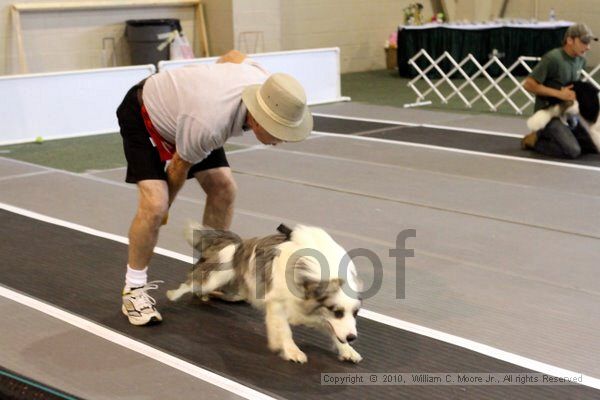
[{"x1": 140, "y1": 105, "x2": 175, "y2": 162}]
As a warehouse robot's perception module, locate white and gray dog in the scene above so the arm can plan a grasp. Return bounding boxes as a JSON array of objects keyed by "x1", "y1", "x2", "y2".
[
  {"x1": 167, "y1": 223, "x2": 363, "y2": 364},
  {"x1": 527, "y1": 80, "x2": 600, "y2": 151}
]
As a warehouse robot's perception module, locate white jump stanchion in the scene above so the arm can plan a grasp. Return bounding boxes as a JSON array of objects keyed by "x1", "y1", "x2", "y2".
[{"x1": 405, "y1": 50, "x2": 599, "y2": 114}]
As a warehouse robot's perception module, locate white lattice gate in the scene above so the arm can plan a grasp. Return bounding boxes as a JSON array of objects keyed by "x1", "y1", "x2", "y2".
[{"x1": 406, "y1": 49, "x2": 600, "y2": 114}]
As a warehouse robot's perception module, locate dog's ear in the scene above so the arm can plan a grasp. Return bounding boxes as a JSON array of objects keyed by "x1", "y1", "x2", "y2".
[{"x1": 303, "y1": 278, "x2": 344, "y2": 301}]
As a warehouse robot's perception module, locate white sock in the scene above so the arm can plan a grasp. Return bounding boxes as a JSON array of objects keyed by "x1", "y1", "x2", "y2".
[{"x1": 125, "y1": 265, "x2": 148, "y2": 290}]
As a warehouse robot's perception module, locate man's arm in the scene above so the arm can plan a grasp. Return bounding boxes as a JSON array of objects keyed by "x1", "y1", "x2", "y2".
[
  {"x1": 216, "y1": 49, "x2": 247, "y2": 64},
  {"x1": 165, "y1": 152, "x2": 192, "y2": 207},
  {"x1": 523, "y1": 76, "x2": 576, "y2": 101}
]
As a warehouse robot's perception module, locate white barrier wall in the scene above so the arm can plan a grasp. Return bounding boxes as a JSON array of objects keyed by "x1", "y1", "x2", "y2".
[
  {"x1": 0, "y1": 48, "x2": 347, "y2": 145},
  {"x1": 159, "y1": 48, "x2": 349, "y2": 105},
  {"x1": 0, "y1": 65, "x2": 155, "y2": 145}
]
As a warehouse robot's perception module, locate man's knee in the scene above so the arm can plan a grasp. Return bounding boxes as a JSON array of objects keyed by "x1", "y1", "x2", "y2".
[
  {"x1": 137, "y1": 183, "x2": 169, "y2": 224},
  {"x1": 204, "y1": 171, "x2": 237, "y2": 203},
  {"x1": 563, "y1": 145, "x2": 582, "y2": 159},
  {"x1": 543, "y1": 119, "x2": 581, "y2": 159},
  {"x1": 138, "y1": 198, "x2": 168, "y2": 225}
]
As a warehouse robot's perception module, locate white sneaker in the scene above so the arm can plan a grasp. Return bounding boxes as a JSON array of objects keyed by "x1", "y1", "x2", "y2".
[{"x1": 122, "y1": 281, "x2": 163, "y2": 326}]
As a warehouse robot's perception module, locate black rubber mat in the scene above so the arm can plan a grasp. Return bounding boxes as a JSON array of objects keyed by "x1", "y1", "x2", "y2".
[
  {"x1": 0, "y1": 366, "x2": 80, "y2": 400},
  {"x1": 312, "y1": 116, "x2": 600, "y2": 167},
  {"x1": 365, "y1": 126, "x2": 600, "y2": 167},
  {"x1": 1, "y1": 209, "x2": 599, "y2": 399},
  {"x1": 313, "y1": 116, "x2": 400, "y2": 134}
]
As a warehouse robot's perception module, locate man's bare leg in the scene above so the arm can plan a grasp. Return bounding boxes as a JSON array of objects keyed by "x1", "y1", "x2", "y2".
[
  {"x1": 122, "y1": 179, "x2": 169, "y2": 325},
  {"x1": 128, "y1": 179, "x2": 169, "y2": 269},
  {"x1": 194, "y1": 167, "x2": 237, "y2": 230}
]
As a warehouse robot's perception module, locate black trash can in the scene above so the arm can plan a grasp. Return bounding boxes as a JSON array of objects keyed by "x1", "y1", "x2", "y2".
[{"x1": 126, "y1": 19, "x2": 182, "y2": 66}]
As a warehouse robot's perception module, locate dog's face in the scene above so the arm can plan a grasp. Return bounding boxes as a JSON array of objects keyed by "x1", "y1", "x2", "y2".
[
  {"x1": 321, "y1": 283, "x2": 361, "y2": 344},
  {"x1": 303, "y1": 273, "x2": 362, "y2": 344}
]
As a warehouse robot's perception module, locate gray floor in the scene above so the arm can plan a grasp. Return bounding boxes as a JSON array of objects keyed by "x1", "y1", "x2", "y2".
[
  {"x1": 311, "y1": 102, "x2": 530, "y2": 135},
  {"x1": 1, "y1": 103, "x2": 599, "y2": 398}
]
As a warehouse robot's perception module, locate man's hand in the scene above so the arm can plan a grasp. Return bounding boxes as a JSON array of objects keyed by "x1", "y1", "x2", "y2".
[
  {"x1": 165, "y1": 152, "x2": 192, "y2": 215},
  {"x1": 216, "y1": 50, "x2": 247, "y2": 64},
  {"x1": 558, "y1": 85, "x2": 576, "y2": 101},
  {"x1": 524, "y1": 77, "x2": 577, "y2": 102}
]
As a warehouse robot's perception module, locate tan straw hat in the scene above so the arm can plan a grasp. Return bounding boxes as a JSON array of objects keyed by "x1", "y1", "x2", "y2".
[{"x1": 242, "y1": 73, "x2": 313, "y2": 142}]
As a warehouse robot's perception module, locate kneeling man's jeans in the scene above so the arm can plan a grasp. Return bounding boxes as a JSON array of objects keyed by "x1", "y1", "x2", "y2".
[{"x1": 534, "y1": 117, "x2": 596, "y2": 159}]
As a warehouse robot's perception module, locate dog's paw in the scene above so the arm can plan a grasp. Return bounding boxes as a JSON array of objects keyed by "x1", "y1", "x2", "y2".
[
  {"x1": 281, "y1": 343, "x2": 307, "y2": 364},
  {"x1": 166, "y1": 289, "x2": 178, "y2": 301},
  {"x1": 166, "y1": 283, "x2": 192, "y2": 302},
  {"x1": 338, "y1": 346, "x2": 362, "y2": 364}
]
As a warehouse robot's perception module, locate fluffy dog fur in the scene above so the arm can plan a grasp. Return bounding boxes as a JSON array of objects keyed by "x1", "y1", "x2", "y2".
[
  {"x1": 526, "y1": 99, "x2": 580, "y2": 132},
  {"x1": 527, "y1": 81, "x2": 600, "y2": 151},
  {"x1": 166, "y1": 223, "x2": 363, "y2": 364}
]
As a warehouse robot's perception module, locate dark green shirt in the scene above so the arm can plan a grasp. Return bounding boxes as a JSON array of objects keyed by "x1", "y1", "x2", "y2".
[{"x1": 529, "y1": 47, "x2": 586, "y2": 111}]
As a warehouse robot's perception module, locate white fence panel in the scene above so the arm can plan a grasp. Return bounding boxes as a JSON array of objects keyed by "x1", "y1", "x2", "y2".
[
  {"x1": 0, "y1": 65, "x2": 155, "y2": 145},
  {"x1": 159, "y1": 48, "x2": 348, "y2": 105}
]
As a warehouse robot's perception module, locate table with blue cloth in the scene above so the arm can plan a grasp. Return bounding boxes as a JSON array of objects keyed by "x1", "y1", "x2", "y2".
[{"x1": 397, "y1": 20, "x2": 572, "y2": 78}]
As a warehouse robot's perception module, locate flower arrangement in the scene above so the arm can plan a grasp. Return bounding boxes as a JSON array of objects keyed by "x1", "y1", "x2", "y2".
[
  {"x1": 385, "y1": 31, "x2": 398, "y2": 49},
  {"x1": 403, "y1": 2, "x2": 424, "y2": 25},
  {"x1": 431, "y1": 12, "x2": 445, "y2": 23}
]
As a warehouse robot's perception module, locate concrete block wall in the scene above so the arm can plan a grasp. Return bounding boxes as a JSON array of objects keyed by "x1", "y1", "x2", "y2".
[
  {"x1": 505, "y1": 0, "x2": 600, "y2": 66},
  {"x1": 1, "y1": 0, "x2": 195, "y2": 75},
  {"x1": 233, "y1": 0, "x2": 281, "y2": 53},
  {"x1": 279, "y1": 0, "x2": 424, "y2": 72},
  {"x1": 0, "y1": 0, "x2": 597, "y2": 75},
  {"x1": 203, "y1": 0, "x2": 233, "y2": 57}
]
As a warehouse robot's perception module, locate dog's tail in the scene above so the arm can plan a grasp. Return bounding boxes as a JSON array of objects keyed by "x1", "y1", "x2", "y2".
[{"x1": 184, "y1": 221, "x2": 243, "y2": 251}]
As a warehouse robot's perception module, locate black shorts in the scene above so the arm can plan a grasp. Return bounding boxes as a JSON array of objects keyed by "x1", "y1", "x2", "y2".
[{"x1": 116, "y1": 83, "x2": 229, "y2": 184}]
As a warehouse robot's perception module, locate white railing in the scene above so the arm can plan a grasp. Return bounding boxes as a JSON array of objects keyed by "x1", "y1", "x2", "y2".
[{"x1": 406, "y1": 49, "x2": 599, "y2": 114}]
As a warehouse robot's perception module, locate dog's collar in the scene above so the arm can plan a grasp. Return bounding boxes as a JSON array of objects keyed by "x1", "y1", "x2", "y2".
[{"x1": 277, "y1": 223, "x2": 293, "y2": 240}]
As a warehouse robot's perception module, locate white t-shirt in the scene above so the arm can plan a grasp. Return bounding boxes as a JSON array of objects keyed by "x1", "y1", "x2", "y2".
[{"x1": 142, "y1": 59, "x2": 269, "y2": 163}]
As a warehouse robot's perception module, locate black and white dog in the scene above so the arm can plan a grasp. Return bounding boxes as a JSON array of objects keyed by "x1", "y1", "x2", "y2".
[
  {"x1": 167, "y1": 223, "x2": 363, "y2": 364},
  {"x1": 527, "y1": 80, "x2": 600, "y2": 151}
]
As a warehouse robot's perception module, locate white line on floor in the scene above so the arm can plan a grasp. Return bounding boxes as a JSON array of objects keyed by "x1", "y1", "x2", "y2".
[
  {"x1": 421, "y1": 123, "x2": 523, "y2": 138},
  {"x1": 0, "y1": 170, "x2": 53, "y2": 182},
  {"x1": 311, "y1": 131, "x2": 600, "y2": 172},
  {"x1": 311, "y1": 112, "x2": 523, "y2": 137},
  {"x1": 360, "y1": 309, "x2": 600, "y2": 390},
  {"x1": 0, "y1": 285, "x2": 275, "y2": 400},
  {"x1": 2, "y1": 202, "x2": 599, "y2": 391}
]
